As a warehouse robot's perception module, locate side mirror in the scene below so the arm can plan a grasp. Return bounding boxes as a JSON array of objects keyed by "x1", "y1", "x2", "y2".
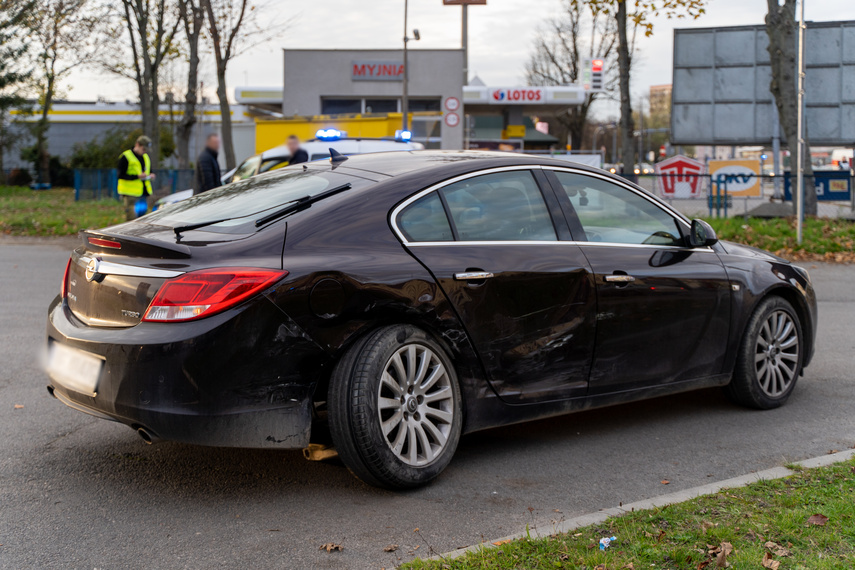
[{"x1": 689, "y1": 219, "x2": 718, "y2": 247}]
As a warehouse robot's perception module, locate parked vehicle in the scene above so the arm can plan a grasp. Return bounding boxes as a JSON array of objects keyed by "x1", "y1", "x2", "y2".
[
  {"x1": 154, "y1": 135, "x2": 424, "y2": 210},
  {"x1": 46, "y1": 151, "x2": 817, "y2": 489}
]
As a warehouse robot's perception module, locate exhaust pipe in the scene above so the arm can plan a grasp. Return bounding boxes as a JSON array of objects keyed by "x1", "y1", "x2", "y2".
[
  {"x1": 303, "y1": 443, "x2": 338, "y2": 462},
  {"x1": 136, "y1": 427, "x2": 161, "y2": 445}
]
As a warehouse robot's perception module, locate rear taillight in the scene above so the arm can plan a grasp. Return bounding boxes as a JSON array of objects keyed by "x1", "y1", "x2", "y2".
[
  {"x1": 88, "y1": 237, "x2": 121, "y2": 249},
  {"x1": 61, "y1": 257, "x2": 72, "y2": 298},
  {"x1": 142, "y1": 268, "x2": 287, "y2": 323}
]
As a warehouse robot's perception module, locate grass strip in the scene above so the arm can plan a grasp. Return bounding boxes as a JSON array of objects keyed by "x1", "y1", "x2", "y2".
[{"x1": 404, "y1": 457, "x2": 855, "y2": 569}]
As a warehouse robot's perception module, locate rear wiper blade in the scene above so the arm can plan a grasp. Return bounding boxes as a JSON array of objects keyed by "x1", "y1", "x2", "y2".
[
  {"x1": 254, "y1": 183, "x2": 352, "y2": 227},
  {"x1": 173, "y1": 218, "x2": 232, "y2": 240}
]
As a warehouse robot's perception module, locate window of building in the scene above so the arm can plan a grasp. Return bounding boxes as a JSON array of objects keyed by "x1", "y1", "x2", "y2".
[{"x1": 321, "y1": 99, "x2": 361, "y2": 115}]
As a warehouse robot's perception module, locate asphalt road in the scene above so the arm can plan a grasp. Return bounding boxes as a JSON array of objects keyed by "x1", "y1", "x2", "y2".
[{"x1": 1, "y1": 241, "x2": 854, "y2": 569}]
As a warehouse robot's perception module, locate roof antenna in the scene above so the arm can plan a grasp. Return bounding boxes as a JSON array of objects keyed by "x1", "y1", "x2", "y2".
[{"x1": 329, "y1": 148, "x2": 348, "y2": 164}]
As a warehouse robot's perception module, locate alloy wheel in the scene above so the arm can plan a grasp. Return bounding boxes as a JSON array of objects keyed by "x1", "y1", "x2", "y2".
[
  {"x1": 755, "y1": 310, "x2": 800, "y2": 398},
  {"x1": 377, "y1": 344, "x2": 454, "y2": 467}
]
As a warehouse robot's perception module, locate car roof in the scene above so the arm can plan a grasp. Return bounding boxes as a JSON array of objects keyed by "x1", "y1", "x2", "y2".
[{"x1": 304, "y1": 149, "x2": 606, "y2": 178}]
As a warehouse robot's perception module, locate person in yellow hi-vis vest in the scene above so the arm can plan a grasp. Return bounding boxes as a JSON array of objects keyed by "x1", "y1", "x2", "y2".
[{"x1": 117, "y1": 135, "x2": 156, "y2": 220}]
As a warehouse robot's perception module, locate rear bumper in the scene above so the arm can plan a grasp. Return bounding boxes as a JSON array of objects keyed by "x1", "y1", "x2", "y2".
[{"x1": 45, "y1": 295, "x2": 330, "y2": 449}]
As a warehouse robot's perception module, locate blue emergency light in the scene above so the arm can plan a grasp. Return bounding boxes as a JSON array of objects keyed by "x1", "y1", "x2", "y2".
[
  {"x1": 395, "y1": 129, "x2": 412, "y2": 142},
  {"x1": 316, "y1": 128, "x2": 345, "y2": 141}
]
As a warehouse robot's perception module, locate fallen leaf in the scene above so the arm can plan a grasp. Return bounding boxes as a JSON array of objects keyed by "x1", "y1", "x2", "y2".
[
  {"x1": 622, "y1": 564, "x2": 635, "y2": 570},
  {"x1": 697, "y1": 561, "x2": 710, "y2": 570},
  {"x1": 661, "y1": 480, "x2": 670, "y2": 485},
  {"x1": 764, "y1": 541, "x2": 792, "y2": 557},
  {"x1": 413, "y1": 528, "x2": 419, "y2": 532},
  {"x1": 807, "y1": 513, "x2": 828, "y2": 526},
  {"x1": 319, "y1": 543, "x2": 342, "y2": 552},
  {"x1": 383, "y1": 544, "x2": 398, "y2": 552},
  {"x1": 267, "y1": 529, "x2": 280, "y2": 532},
  {"x1": 701, "y1": 521, "x2": 716, "y2": 533},
  {"x1": 656, "y1": 530, "x2": 666, "y2": 543},
  {"x1": 595, "y1": 565, "x2": 607, "y2": 570},
  {"x1": 761, "y1": 552, "x2": 780, "y2": 569},
  {"x1": 14, "y1": 404, "x2": 23, "y2": 409},
  {"x1": 715, "y1": 542, "x2": 733, "y2": 568},
  {"x1": 492, "y1": 539, "x2": 512, "y2": 546}
]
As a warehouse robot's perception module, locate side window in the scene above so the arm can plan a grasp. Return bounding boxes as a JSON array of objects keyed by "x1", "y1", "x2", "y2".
[
  {"x1": 440, "y1": 171, "x2": 556, "y2": 241},
  {"x1": 398, "y1": 192, "x2": 453, "y2": 242},
  {"x1": 554, "y1": 171, "x2": 683, "y2": 246}
]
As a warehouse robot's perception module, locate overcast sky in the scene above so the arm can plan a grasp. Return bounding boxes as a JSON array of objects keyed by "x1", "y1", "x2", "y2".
[{"x1": 66, "y1": 0, "x2": 855, "y2": 119}]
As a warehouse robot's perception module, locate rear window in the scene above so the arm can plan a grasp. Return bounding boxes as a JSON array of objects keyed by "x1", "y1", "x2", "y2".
[{"x1": 144, "y1": 170, "x2": 372, "y2": 233}]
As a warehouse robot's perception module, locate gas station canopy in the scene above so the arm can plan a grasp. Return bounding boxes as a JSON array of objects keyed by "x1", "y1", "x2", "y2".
[{"x1": 462, "y1": 85, "x2": 587, "y2": 114}]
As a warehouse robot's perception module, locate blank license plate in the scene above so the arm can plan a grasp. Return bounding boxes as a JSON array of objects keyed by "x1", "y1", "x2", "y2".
[{"x1": 47, "y1": 342, "x2": 103, "y2": 396}]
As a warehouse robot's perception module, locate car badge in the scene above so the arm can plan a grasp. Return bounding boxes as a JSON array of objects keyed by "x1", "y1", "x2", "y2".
[{"x1": 85, "y1": 258, "x2": 101, "y2": 282}]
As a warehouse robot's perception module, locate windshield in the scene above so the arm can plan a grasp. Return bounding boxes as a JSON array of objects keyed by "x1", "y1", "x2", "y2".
[{"x1": 144, "y1": 169, "x2": 371, "y2": 232}]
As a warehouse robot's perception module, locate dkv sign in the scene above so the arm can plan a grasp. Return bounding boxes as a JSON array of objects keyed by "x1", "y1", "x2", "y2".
[
  {"x1": 708, "y1": 160, "x2": 761, "y2": 197},
  {"x1": 489, "y1": 88, "x2": 543, "y2": 103}
]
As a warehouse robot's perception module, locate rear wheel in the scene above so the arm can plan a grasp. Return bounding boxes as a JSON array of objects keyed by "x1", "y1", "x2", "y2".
[
  {"x1": 328, "y1": 325, "x2": 462, "y2": 489},
  {"x1": 724, "y1": 296, "x2": 803, "y2": 409}
]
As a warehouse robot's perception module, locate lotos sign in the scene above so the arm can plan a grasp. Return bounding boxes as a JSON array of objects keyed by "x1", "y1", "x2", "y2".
[
  {"x1": 351, "y1": 60, "x2": 404, "y2": 81},
  {"x1": 708, "y1": 159, "x2": 761, "y2": 197},
  {"x1": 655, "y1": 155, "x2": 705, "y2": 197},
  {"x1": 489, "y1": 88, "x2": 544, "y2": 104}
]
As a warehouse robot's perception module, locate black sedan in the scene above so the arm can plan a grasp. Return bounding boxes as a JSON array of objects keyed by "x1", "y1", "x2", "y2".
[{"x1": 45, "y1": 151, "x2": 817, "y2": 489}]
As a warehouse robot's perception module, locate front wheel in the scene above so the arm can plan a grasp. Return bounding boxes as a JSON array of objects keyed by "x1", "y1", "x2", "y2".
[
  {"x1": 328, "y1": 325, "x2": 463, "y2": 489},
  {"x1": 724, "y1": 296, "x2": 803, "y2": 409}
]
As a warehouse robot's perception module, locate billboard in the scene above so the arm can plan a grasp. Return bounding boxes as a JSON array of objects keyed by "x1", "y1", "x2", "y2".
[
  {"x1": 784, "y1": 171, "x2": 853, "y2": 202},
  {"x1": 671, "y1": 21, "x2": 855, "y2": 146},
  {"x1": 708, "y1": 159, "x2": 762, "y2": 197}
]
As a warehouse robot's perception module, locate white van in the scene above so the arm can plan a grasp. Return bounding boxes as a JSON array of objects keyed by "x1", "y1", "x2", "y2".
[{"x1": 154, "y1": 136, "x2": 424, "y2": 210}]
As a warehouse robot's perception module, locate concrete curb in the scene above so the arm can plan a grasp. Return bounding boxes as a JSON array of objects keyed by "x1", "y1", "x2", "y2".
[{"x1": 429, "y1": 448, "x2": 855, "y2": 562}]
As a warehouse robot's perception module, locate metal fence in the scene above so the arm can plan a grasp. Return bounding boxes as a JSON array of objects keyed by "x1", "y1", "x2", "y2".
[
  {"x1": 73, "y1": 169, "x2": 194, "y2": 201},
  {"x1": 630, "y1": 173, "x2": 854, "y2": 219}
]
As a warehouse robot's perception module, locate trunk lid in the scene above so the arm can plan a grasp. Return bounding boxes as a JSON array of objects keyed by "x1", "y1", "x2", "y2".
[{"x1": 66, "y1": 232, "x2": 191, "y2": 328}]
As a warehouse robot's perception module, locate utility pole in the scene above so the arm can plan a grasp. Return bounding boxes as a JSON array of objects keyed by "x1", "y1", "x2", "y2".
[
  {"x1": 462, "y1": 3, "x2": 468, "y2": 86},
  {"x1": 796, "y1": 0, "x2": 806, "y2": 243},
  {"x1": 402, "y1": 0, "x2": 409, "y2": 132}
]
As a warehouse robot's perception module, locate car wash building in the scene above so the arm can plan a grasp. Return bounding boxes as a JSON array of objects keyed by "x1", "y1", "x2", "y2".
[{"x1": 252, "y1": 48, "x2": 465, "y2": 150}]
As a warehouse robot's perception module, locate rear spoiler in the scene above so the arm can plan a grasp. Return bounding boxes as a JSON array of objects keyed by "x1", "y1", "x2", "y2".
[{"x1": 81, "y1": 229, "x2": 191, "y2": 259}]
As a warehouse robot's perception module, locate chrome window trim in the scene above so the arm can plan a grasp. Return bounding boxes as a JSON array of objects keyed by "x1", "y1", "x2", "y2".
[
  {"x1": 391, "y1": 164, "x2": 698, "y2": 249},
  {"x1": 73, "y1": 252, "x2": 185, "y2": 279},
  {"x1": 406, "y1": 240, "x2": 714, "y2": 253}
]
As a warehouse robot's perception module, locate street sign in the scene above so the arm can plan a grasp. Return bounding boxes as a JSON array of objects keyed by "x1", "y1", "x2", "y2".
[
  {"x1": 444, "y1": 112, "x2": 460, "y2": 127},
  {"x1": 655, "y1": 155, "x2": 704, "y2": 197},
  {"x1": 784, "y1": 171, "x2": 853, "y2": 202},
  {"x1": 582, "y1": 57, "x2": 605, "y2": 92},
  {"x1": 444, "y1": 96, "x2": 460, "y2": 111},
  {"x1": 502, "y1": 125, "x2": 526, "y2": 139},
  {"x1": 708, "y1": 159, "x2": 761, "y2": 197}
]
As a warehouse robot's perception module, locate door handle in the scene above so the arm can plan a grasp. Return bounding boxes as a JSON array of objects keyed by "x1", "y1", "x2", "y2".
[
  {"x1": 454, "y1": 271, "x2": 494, "y2": 281},
  {"x1": 604, "y1": 274, "x2": 635, "y2": 283}
]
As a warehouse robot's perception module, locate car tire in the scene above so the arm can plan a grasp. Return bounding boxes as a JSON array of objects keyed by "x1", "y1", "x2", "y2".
[
  {"x1": 328, "y1": 325, "x2": 463, "y2": 489},
  {"x1": 724, "y1": 296, "x2": 803, "y2": 410}
]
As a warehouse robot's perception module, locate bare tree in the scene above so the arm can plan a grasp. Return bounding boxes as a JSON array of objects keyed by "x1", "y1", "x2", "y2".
[
  {"x1": 766, "y1": 0, "x2": 815, "y2": 215},
  {"x1": 27, "y1": 0, "x2": 99, "y2": 185},
  {"x1": 200, "y1": 0, "x2": 249, "y2": 170},
  {"x1": 0, "y1": 0, "x2": 32, "y2": 182},
  {"x1": 571, "y1": 0, "x2": 707, "y2": 176},
  {"x1": 202, "y1": 0, "x2": 284, "y2": 170},
  {"x1": 525, "y1": 0, "x2": 626, "y2": 151},
  {"x1": 103, "y1": 0, "x2": 182, "y2": 169},
  {"x1": 176, "y1": 0, "x2": 203, "y2": 169}
]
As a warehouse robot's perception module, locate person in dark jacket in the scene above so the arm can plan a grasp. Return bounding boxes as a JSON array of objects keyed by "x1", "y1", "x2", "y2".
[
  {"x1": 194, "y1": 134, "x2": 222, "y2": 193},
  {"x1": 286, "y1": 135, "x2": 308, "y2": 165}
]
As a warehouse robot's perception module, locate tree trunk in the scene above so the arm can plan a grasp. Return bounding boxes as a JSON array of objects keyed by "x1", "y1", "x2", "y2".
[
  {"x1": 766, "y1": 0, "x2": 816, "y2": 215},
  {"x1": 616, "y1": 0, "x2": 635, "y2": 178},
  {"x1": 177, "y1": 1, "x2": 201, "y2": 169},
  {"x1": 216, "y1": 67, "x2": 235, "y2": 170},
  {"x1": 36, "y1": 76, "x2": 55, "y2": 185}
]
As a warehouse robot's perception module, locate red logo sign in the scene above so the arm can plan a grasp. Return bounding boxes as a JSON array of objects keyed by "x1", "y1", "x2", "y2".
[
  {"x1": 655, "y1": 155, "x2": 705, "y2": 197},
  {"x1": 489, "y1": 88, "x2": 543, "y2": 103},
  {"x1": 351, "y1": 61, "x2": 404, "y2": 81}
]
